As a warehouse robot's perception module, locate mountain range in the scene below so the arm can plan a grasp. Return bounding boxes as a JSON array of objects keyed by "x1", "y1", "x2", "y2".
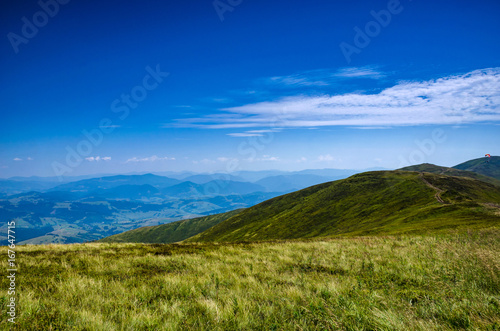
[
  {"x1": 0, "y1": 168, "x2": 369, "y2": 244},
  {"x1": 2, "y1": 157, "x2": 498, "y2": 245},
  {"x1": 99, "y1": 156, "x2": 500, "y2": 244}
]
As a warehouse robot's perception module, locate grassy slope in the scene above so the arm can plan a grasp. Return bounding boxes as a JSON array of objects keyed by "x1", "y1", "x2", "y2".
[
  {"x1": 453, "y1": 155, "x2": 500, "y2": 180},
  {"x1": 98, "y1": 209, "x2": 243, "y2": 244},
  {"x1": 2, "y1": 232, "x2": 499, "y2": 330},
  {"x1": 400, "y1": 163, "x2": 500, "y2": 186},
  {"x1": 187, "y1": 171, "x2": 500, "y2": 243}
]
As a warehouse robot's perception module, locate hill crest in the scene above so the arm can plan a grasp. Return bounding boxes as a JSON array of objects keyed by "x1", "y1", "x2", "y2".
[{"x1": 185, "y1": 170, "x2": 500, "y2": 243}]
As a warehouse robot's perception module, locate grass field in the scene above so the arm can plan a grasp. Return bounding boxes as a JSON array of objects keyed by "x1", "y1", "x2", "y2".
[{"x1": 1, "y1": 230, "x2": 500, "y2": 330}]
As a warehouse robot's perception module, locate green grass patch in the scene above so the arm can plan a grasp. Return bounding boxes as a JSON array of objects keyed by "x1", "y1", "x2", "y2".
[{"x1": 1, "y1": 230, "x2": 500, "y2": 330}]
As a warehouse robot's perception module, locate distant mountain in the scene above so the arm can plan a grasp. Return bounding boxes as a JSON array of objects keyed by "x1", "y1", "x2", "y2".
[
  {"x1": 232, "y1": 170, "x2": 288, "y2": 182},
  {"x1": 7, "y1": 173, "x2": 114, "y2": 183},
  {"x1": 0, "y1": 179, "x2": 60, "y2": 195},
  {"x1": 292, "y1": 168, "x2": 361, "y2": 178},
  {"x1": 182, "y1": 173, "x2": 246, "y2": 184},
  {"x1": 186, "y1": 171, "x2": 500, "y2": 243},
  {"x1": 161, "y1": 180, "x2": 267, "y2": 197},
  {"x1": 160, "y1": 181, "x2": 205, "y2": 197},
  {"x1": 205, "y1": 180, "x2": 266, "y2": 195},
  {"x1": 400, "y1": 163, "x2": 500, "y2": 186},
  {"x1": 98, "y1": 209, "x2": 243, "y2": 244},
  {"x1": 255, "y1": 174, "x2": 331, "y2": 192},
  {"x1": 50, "y1": 174, "x2": 181, "y2": 193},
  {"x1": 92, "y1": 184, "x2": 160, "y2": 200},
  {"x1": 453, "y1": 156, "x2": 500, "y2": 180}
]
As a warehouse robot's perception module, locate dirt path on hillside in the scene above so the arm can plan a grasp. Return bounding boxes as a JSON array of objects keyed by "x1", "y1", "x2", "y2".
[{"x1": 419, "y1": 173, "x2": 445, "y2": 204}]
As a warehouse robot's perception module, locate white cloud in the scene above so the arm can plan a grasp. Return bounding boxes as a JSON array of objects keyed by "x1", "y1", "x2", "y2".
[
  {"x1": 263, "y1": 66, "x2": 385, "y2": 88},
  {"x1": 227, "y1": 128, "x2": 282, "y2": 137},
  {"x1": 333, "y1": 66, "x2": 386, "y2": 79},
  {"x1": 201, "y1": 158, "x2": 216, "y2": 164},
  {"x1": 126, "y1": 155, "x2": 175, "y2": 163},
  {"x1": 246, "y1": 129, "x2": 282, "y2": 133},
  {"x1": 256, "y1": 155, "x2": 280, "y2": 162},
  {"x1": 12, "y1": 157, "x2": 34, "y2": 161},
  {"x1": 318, "y1": 154, "x2": 335, "y2": 162},
  {"x1": 178, "y1": 68, "x2": 500, "y2": 129},
  {"x1": 227, "y1": 133, "x2": 264, "y2": 137},
  {"x1": 267, "y1": 74, "x2": 329, "y2": 87},
  {"x1": 85, "y1": 156, "x2": 112, "y2": 162}
]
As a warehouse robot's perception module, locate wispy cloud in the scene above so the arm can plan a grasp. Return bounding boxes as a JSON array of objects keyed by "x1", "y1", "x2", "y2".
[
  {"x1": 85, "y1": 156, "x2": 112, "y2": 162},
  {"x1": 227, "y1": 133, "x2": 264, "y2": 137},
  {"x1": 267, "y1": 74, "x2": 329, "y2": 87},
  {"x1": 176, "y1": 68, "x2": 500, "y2": 129},
  {"x1": 333, "y1": 66, "x2": 386, "y2": 79},
  {"x1": 317, "y1": 154, "x2": 335, "y2": 162},
  {"x1": 247, "y1": 155, "x2": 280, "y2": 162},
  {"x1": 227, "y1": 128, "x2": 282, "y2": 137},
  {"x1": 192, "y1": 158, "x2": 216, "y2": 164},
  {"x1": 261, "y1": 66, "x2": 385, "y2": 89},
  {"x1": 126, "y1": 155, "x2": 175, "y2": 163},
  {"x1": 13, "y1": 157, "x2": 34, "y2": 161}
]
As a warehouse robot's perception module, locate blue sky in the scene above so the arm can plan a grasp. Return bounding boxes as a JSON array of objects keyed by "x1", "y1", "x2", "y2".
[{"x1": 1, "y1": 0, "x2": 499, "y2": 178}]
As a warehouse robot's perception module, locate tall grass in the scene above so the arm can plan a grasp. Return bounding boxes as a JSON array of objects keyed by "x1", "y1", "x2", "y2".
[{"x1": 1, "y1": 230, "x2": 500, "y2": 330}]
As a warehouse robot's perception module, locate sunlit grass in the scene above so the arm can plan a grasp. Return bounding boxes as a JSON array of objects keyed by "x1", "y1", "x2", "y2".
[{"x1": 1, "y1": 230, "x2": 500, "y2": 330}]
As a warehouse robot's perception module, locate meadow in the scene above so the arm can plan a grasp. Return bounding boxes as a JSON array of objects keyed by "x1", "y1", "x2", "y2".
[{"x1": 1, "y1": 230, "x2": 500, "y2": 330}]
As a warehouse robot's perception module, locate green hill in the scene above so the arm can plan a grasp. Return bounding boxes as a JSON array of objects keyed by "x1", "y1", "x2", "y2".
[
  {"x1": 98, "y1": 209, "x2": 242, "y2": 243},
  {"x1": 400, "y1": 163, "x2": 500, "y2": 186},
  {"x1": 186, "y1": 171, "x2": 500, "y2": 243},
  {"x1": 453, "y1": 156, "x2": 500, "y2": 180}
]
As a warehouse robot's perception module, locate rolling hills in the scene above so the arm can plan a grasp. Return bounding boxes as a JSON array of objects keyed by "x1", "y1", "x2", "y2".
[
  {"x1": 98, "y1": 209, "x2": 242, "y2": 244},
  {"x1": 186, "y1": 170, "x2": 500, "y2": 243}
]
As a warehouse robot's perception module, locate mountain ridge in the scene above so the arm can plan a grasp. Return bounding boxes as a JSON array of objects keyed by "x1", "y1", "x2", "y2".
[
  {"x1": 453, "y1": 156, "x2": 500, "y2": 180},
  {"x1": 185, "y1": 170, "x2": 500, "y2": 243},
  {"x1": 400, "y1": 163, "x2": 500, "y2": 186}
]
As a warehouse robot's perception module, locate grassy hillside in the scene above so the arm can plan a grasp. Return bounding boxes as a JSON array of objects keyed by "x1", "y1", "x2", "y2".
[
  {"x1": 400, "y1": 163, "x2": 500, "y2": 186},
  {"x1": 2, "y1": 231, "x2": 499, "y2": 330},
  {"x1": 98, "y1": 209, "x2": 243, "y2": 244},
  {"x1": 453, "y1": 156, "x2": 500, "y2": 180},
  {"x1": 187, "y1": 171, "x2": 500, "y2": 243}
]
